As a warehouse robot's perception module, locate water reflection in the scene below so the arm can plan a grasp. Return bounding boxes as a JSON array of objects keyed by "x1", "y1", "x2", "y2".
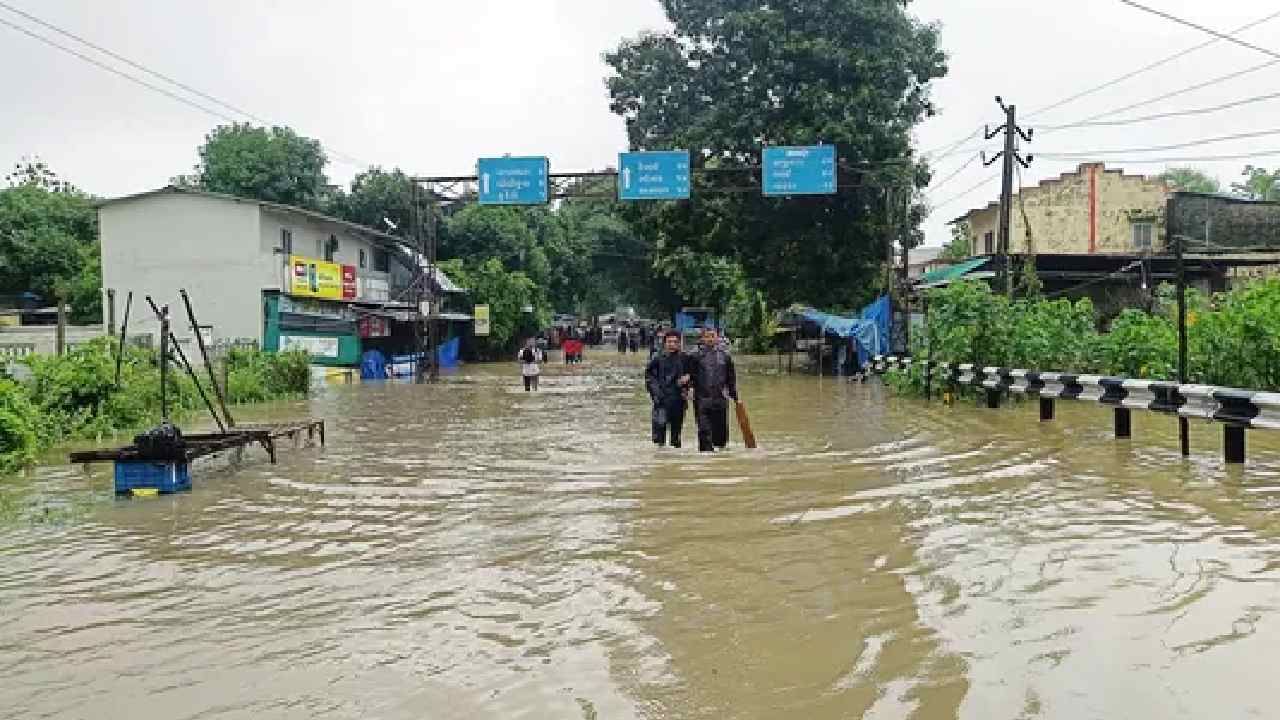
[{"x1": 3, "y1": 355, "x2": 1280, "y2": 718}]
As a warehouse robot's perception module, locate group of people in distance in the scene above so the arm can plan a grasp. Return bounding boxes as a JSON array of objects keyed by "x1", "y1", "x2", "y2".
[{"x1": 645, "y1": 326, "x2": 738, "y2": 452}]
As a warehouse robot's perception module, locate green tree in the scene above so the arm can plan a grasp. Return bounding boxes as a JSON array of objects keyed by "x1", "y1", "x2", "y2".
[
  {"x1": 939, "y1": 222, "x2": 972, "y2": 261},
  {"x1": 439, "y1": 258, "x2": 546, "y2": 359},
  {"x1": 330, "y1": 166, "x2": 418, "y2": 233},
  {"x1": 1231, "y1": 165, "x2": 1280, "y2": 201},
  {"x1": 1159, "y1": 167, "x2": 1220, "y2": 194},
  {"x1": 195, "y1": 124, "x2": 328, "y2": 208},
  {"x1": 0, "y1": 162, "x2": 100, "y2": 321},
  {"x1": 605, "y1": 0, "x2": 946, "y2": 308}
]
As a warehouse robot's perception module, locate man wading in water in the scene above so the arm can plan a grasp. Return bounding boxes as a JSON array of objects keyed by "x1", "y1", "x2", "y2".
[
  {"x1": 691, "y1": 327, "x2": 738, "y2": 452},
  {"x1": 517, "y1": 338, "x2": 544, "y2": 392},
  {"x1": 645, "y1": 330, "x2": 691, "y2": 448}
]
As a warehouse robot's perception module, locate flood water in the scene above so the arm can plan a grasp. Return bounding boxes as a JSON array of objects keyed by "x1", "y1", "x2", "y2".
[{"x1": 5, "y1": 352, "x2": 1280, "y2": 719}]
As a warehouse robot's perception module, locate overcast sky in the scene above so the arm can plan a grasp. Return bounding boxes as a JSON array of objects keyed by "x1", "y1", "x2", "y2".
[{"x1": 2, "y1": 1, "x2": 1277, "y2": 248}]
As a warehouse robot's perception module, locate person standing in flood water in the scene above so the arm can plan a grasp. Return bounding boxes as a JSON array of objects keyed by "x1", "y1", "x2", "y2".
[
  {"x1": 691, "y1": 326, "x2": 738, "y2": 452},
  {"x1": 517, "y1": 338, "x2": 544, "y2": 392},
  {"x1": 645, "y1": 330, "x2": 691, "y2": 448}
]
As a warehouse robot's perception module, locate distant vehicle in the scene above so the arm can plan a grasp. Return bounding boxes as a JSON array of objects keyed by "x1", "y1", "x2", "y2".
[{"x1": 676, "y1": 306, "x2": 718, "y2": 352}]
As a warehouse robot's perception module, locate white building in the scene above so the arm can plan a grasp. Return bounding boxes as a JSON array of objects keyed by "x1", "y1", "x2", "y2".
[{"x1": 98, "y1": 186, "x2": 463, "y2": 366}]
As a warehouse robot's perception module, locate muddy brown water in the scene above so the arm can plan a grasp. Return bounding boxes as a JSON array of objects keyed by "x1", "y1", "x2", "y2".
[{"x1": 4, "y1": 352, "x2": 1280, "y2": 719}]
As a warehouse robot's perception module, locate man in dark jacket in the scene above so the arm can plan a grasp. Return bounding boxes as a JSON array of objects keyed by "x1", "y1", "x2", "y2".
[
  {"x1": 645, "y1": 330, "x2": 690, "y2": 448},
  {"x1": 691, "y1": 327, "x2": 738, "y2": 452}
]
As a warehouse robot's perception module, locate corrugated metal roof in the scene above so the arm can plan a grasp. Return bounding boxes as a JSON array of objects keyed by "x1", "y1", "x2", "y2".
[{"x1": 916, "y1": 257, "x2": 990, "y2": 287}]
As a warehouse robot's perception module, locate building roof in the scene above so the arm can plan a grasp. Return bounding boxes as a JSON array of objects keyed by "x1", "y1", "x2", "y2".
[
  {"x1": 916, "y1": 256, "x2": 991, "y2": 288},
  {"x1": 97, "y1": 185, "x2": 402, "y2": 244}
]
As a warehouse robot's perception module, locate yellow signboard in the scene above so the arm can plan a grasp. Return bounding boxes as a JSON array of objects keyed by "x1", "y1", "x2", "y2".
[
  {"x1": 473, "y1": 304, "x2": 491, "y2": 336},
  {"x1": 289, "y1": 255, "x2": 343, "y2": 300}
]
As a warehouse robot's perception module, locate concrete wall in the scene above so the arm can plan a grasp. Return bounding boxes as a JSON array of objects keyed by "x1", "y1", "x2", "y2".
[
  {"x1": 0, "y1": 325, "x2": 106, "y2": 359},
  {"x1": 100, "y1": 193, "x2": 267, "y2": 343},
  {"x1": 962, "y1": 163, "x2": 1168, "y2": 255}
]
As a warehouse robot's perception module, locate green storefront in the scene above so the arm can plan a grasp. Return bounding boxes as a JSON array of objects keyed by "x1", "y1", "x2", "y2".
[{"x1": 262, "y1": 291, "x2": 361, "y2": 367}]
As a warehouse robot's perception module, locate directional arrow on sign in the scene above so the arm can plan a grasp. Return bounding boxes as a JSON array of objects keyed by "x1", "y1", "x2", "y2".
[
  {"x1": 481, "y1": 173, "x2": 490, "y2": 194},
  {"x1": 623, "y1": 167, "x2": 632, "y2": 189}
]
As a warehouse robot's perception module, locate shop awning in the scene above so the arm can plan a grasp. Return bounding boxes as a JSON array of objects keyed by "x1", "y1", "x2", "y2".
[{"x1": 916, "y1": 257, "x2": 993, "y2": 288}]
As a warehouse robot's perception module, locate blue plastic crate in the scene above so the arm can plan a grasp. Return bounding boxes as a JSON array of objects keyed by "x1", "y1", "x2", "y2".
[{"x1": 114, "y1": 461, "x2": 191, "y2": 495}]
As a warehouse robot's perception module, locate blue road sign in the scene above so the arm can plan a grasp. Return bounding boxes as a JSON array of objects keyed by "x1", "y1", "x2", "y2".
[
  {"x1": 477, "y1": 156, "x2": 549, "y2": 205},
  {"x1": 618, "y1": 150, "x2": 690, "y2": 201},
  {"x1": 762, "y1": 145, "x2": 837, "y2": 196}
]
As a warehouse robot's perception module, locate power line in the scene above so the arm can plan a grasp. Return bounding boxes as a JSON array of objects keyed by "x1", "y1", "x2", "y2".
[
  {"x1": 1039, "y1": 90, "x2": 1280, "y2": 130},
  {"x1": 0, "y1": 15, "x2": 239, "y2": 123},
  {"x1": 1118, "y1": 1, "x2": 1280, "y2": 62},
  {"x1": 1050, "y1": 58, "x2": 1280, "y2": 129},
  {"x1": 0, "y1": 0, "x2": 271, "y2": 124},
  {"x1": 928, "y1": 169, "x2": 1001, "y2": 213},
  {"x1": 1026, "y1": 8, "x2": 1280, "y2": 120},
  {"x1": 921, "y1": 126, "x2": 981, "y2": 158},
  {"x1": 1035, "y1": 149, "x2": 1280, "y2": 164},
  {"x1": 926, "y1": 152, "x2": 982, "y2": 193},
  {"x1": 0, "y1": 3, "x2": 372, "y2": 169},
  {"x1": 1037, "y1": 127, "x2": 1280, "y2": 157}
]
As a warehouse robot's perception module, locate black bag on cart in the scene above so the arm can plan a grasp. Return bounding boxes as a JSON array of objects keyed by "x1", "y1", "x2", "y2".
[{"x1": 134, "y1": 422, "x2": 186, "y2": 461}]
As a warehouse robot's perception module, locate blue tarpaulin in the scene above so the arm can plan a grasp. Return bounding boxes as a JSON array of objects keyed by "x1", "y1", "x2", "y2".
[
  {"x1": 800, "y1": 294, "x2": 891, "y2": 370},
  {"x1": 859, "y1": 295, "x2": 891, "y2": 367}
]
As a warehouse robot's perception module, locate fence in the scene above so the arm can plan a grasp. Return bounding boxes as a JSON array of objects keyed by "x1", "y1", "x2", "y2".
[{"x1": 871, "y1": 355, "x2": 1279, "y2": 464}]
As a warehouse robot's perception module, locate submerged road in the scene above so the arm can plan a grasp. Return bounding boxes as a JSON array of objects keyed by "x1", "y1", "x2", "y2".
[{"x1": 4, "y1": 353, "x2": 1280, "y2": 719}]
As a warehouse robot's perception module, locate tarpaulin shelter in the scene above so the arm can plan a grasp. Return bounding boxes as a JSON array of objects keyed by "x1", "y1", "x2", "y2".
[{"x1": 799, "y1": 294, "x2": 889, "y2": 370}]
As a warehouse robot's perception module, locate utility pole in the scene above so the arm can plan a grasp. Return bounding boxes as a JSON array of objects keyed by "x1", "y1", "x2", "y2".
[{"x1": 983, "y1": 96, "x2": 1033, "y2": 298}]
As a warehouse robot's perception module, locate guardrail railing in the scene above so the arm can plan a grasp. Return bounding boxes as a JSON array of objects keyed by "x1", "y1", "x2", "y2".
[{"x1": 870, "y1": 355, "x2": 1268, "y2": 464}]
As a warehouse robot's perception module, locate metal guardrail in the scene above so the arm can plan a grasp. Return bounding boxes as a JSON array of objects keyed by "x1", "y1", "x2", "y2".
[{"x1": 870, "y1": 355, "x2": 1271, "y2": 464}]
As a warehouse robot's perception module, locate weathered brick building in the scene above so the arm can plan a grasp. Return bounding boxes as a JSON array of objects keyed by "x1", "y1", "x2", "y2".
[{"x1": 956, "y1": 162, "x2": 1168, "y2": 255}]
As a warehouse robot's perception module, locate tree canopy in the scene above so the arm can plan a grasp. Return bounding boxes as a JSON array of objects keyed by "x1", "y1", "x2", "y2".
[
  {"x1": 1232, "y1": 165, "x2": 1280, "y2": 201},
  {"x1": 0, "y1": 160, "x2": 99, "y2": 321},
  {"x1": 195, "y1": 124, "x2": 328, "y2": 209},
  {"x1": 605, "y1": 0, "x2": 947, "y2": 307},
  {"x1": 1159, "y1": 167, "x2": 1220, "y2": 194}
]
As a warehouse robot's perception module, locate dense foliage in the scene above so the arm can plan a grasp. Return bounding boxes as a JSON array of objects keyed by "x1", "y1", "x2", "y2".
[
  {"x1": 0, "y1": 160, "x2": 100, "y2": 322},
  {"x1": 0, "y1": 339, "x2": 309, "y2": 474},
  {"x1": 194, "y1": 124, "x2": 329, "y2": 209},
  {"x1": 438, "y1": 258, "x2": 546, "y2": 360},
  {"x1": 891, "y1": 279, "x2": 1280, "y2": 394},
  {"x1": 605, "y1": 0, "x2": 946, "y2": 308}
]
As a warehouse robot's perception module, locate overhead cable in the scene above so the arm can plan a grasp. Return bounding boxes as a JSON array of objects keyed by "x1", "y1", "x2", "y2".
[
  {"x1": 1118, "y1": 1, "x2": 1280, "y2": 61},
  {"x1": 1027, "y1": 8, "x2": 1280, "y2": 120},
  {"x1": 0, "y1": 2, "x2": 373, "y2": 168},
  {"x1": 928, "y1": 169, "x2": 1001, "y2": 213},
  {"x1": 1039, "y1": 90, "x2": 1280, "y2": 130},
  {"x1": 1035, "y1": 149, "x2": 1280, "y2": 164},
  {"x1": 926, "y1": 152, "x2": 982, "y2": 193},
  {"x1": 1036, "y1": 127, "x2": 1280, "y2": 157}
]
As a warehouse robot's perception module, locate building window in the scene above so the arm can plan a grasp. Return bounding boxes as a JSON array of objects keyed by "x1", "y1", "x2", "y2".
[
  {"x1": 280, "y1": 228, "x2": 292, "y2": 256},
  {"x1": 359, "y1": 248, "x2": 368, "y2": 269},
  {"x1": 983, "y1": 231, "x2": 994, "y2": 255},
  {"x1": 1132, "y1": 222, "x2": 1154, "y2": 250},
  {"x1": 373, "y1": 248, "x2": 389, "y2": 272},
  {"x1": 325, "y1": 234, "x2": 339, "y2": 262}
]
